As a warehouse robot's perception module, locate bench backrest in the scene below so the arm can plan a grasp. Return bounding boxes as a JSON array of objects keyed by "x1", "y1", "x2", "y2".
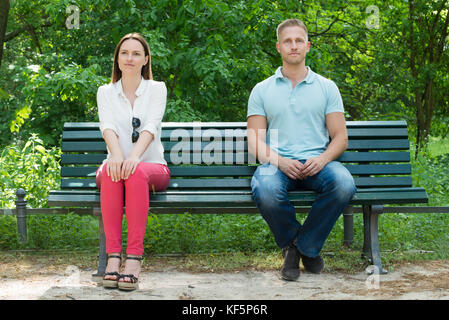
[{"x1": 60, "y1": 121, "x2": 413, "y2": 191}]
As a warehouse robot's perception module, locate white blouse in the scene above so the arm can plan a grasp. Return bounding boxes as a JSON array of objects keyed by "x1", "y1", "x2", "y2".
[{"x1": 97, "y1": 77, "x2": 167, "y2": 165}]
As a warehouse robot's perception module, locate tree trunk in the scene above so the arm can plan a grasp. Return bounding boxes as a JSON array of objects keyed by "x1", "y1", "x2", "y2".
[
  {"x1": 415, "y1": 77, "x2": 436, "y2": 158},
  {"x1": 0, "y1": 0, "x2": 9, "y2": 69}
]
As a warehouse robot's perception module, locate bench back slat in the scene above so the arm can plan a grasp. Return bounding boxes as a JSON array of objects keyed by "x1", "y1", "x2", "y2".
[
  {"x1": 60, "y1": 151, "x2": 411, "y2": 165},
  {"x1": 60, "y1": 164, "x2": 411, "y2": 178},
  {"x1": 62, "y1": 127, "x2": 409, "y2": 141},
  {"x1": 60, "y1": 176, "x2": 412, "y2": 190},
  {"x1": 62, "y1": 139, "x2": 410, "y2": 153}
]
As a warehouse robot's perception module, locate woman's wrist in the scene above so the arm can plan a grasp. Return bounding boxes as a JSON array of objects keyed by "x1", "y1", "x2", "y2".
[{"x1": 126, "y1": 154, "x2": 140, "y2": 161}]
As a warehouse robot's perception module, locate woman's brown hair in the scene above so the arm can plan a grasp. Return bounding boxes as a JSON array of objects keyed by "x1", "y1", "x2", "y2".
[{"x1": 111, "y1": 33, "x2": 153, "y2": 83}]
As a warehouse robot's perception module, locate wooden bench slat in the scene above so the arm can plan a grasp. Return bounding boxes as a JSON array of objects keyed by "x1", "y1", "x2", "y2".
[
  {"x1": 60, "y1": 178, "x2": 253, "y2": 189},
  {"x1": 50, "y1": 187, "x2": 427, "y2": 196},
  {"x1": 160, "y1": 127, "x2": 409, "y2": 140},
  {"x1": 62, "y1": 139, "x2": 410, "y2": 153},
  {"x1": 164, "y1": 176, "x2": 413, "y2": 189},
  {"x1": 48, "y1": 186, "x2": 427, "y2": 207},
  {"x1": 354, "y1": 176, "x2": 412, "y2": 187},
  {"x1": 60, "y1": 164, "x2": 411, "y2": 178},
  {"x1": 62, "y1": 141, "x2": 106, "y2": 152},
  {"x1": 337, "y1": 152, "x2": 410, "y2": 162},
  {"x1": 61, "y1": 179, "x2": 98, "y2": 189},
  {"x1": 347, "y1": 139, "x2": 409, "y2": 150},
  {"x1": 61, "y1": 154, "x2": 107, "y2": 165},
  {"x1": 62, "y1": 127, "x2": 409, "y2": 141},
  {"x1": 61, "y1": 153, "x2": 251, "y2": 165},
  {"x1": 59, "y1": 175, "x2": 413, "y2": 190},
  {"x1": 63, "y1": 120, "x2": 408, "y2": 131},
  {"x1": 60, "y1": 151, "x2": 412, "y2": 165}
]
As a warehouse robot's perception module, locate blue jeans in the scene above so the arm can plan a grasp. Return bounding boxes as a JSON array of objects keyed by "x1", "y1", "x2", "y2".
[{"x1": 251, "y1": 161, "x2": 356, "y2": 258}]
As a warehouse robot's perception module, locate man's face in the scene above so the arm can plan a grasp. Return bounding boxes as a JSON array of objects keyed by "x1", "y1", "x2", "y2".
[{"x1": 276, "y1": 26, "x2": 310, "y2": 66}]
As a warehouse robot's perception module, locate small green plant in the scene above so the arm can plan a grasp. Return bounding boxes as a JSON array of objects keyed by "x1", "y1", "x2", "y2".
[{"x1": 0, "y1": 134, "x2": 61, "y2": 208}]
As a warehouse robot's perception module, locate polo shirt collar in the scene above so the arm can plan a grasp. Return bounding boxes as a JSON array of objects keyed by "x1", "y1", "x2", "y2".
[
  {"x1": 275, "y1": 66, "x2": 315, "y2": 84},
  {"x1": 115, "y1": 76, "x2": 146, "y2": 98}
]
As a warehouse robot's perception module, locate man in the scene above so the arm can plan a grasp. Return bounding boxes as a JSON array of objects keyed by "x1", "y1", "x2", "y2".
[{"x1": 247, "y1": 19, "x2": 356, "y2": 281}]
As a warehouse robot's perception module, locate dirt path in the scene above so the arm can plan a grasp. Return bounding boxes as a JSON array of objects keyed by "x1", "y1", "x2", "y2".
[{"x1": 0, "y1": 260, "x2": 448, "y2": 300}]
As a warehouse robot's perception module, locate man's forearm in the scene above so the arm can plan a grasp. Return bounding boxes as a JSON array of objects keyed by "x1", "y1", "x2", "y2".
[
  {"x1": 247, "y1": 129, "x2": 281, "y2": 166},
  {"x1": 319, "y1": 133, "x2": 348, "y2": 164}
]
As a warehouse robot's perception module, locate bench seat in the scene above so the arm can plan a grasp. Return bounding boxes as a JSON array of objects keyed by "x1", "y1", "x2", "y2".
[{"x1": 49, "y1": 187, "x2": 428, "y2": 208}]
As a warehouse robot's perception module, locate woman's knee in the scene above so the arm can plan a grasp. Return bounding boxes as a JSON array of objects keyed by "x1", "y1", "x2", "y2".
[
  {"x1": 126, "y1": 163, "x2": 146, "y2": 179},
  {"x1": 123, "y1": 164, "x2": 148, "y2": 191},
  {"x1": 96, "y1": 162, "x2": 115, "y2": 188}
]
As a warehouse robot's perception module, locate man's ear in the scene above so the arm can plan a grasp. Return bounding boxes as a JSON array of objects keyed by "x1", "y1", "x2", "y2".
[{"x1": 276, "y1": 42, "x2": 280, "y2": 53}]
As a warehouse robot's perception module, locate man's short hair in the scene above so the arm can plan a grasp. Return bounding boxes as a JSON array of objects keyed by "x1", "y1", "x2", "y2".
[{"x1": 276, "y1": 19, "x2": 308, "y2": 41}]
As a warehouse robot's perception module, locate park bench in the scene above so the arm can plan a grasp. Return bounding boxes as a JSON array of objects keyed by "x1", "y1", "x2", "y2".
[{"x1": 26, "y1": 120, "x2": 428, "y2": 277}]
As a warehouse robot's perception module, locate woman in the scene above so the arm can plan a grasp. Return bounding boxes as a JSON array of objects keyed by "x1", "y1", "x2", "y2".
[{"x1": 95, "y1": 33, "x2": 170, "y2": 291}]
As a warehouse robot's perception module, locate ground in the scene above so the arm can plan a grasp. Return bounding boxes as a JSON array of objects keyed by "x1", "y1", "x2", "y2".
[{"x1": 0, "y1": 252, "x2": 448, "y2": 300}]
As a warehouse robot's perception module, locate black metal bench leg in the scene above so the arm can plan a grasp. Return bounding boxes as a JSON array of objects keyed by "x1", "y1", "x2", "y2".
[
  {"x1": 343, "y1": 205, "x2": 354, "y2": 247},
  {"x1": 362, "y1": 205, "x2": 388, "y2": 274},
  {"x1": 92, "y1": 207, "x2": 107, "y2": 280},
  {"x1": 15, "y1": 189, "x2": 28, "y2": 244}
]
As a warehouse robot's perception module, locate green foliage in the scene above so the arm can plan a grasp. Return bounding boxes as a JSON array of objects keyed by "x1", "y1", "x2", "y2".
[
  {"x1": 2, "y1": 0, "x2": 448, "y2": 147},
  {"x1": 0, "y1": 134, "x2": 61, "y2": 208},
  {"x1": 18, "y1": 63, "x2": 108, "y2": 145},
  {"x1": 411, "y1": 153, "x2": 449, "y2": 206}
]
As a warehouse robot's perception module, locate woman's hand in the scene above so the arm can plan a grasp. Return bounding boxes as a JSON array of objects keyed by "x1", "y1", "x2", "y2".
[
  {"x1": 121, "y1": 155, "x2": 140, "y2": 180},
  {"x1": 107, "y1": 154, "x2": 124, "y2": 182}
]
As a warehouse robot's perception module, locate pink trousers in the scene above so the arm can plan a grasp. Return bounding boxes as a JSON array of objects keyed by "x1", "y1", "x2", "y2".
[{"x1": 96, "y1": 162, "x2": 170, "y2": 255}]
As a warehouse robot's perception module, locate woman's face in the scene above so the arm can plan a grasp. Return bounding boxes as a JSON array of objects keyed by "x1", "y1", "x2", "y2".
[{"x1": 117, "y1": 39, "x2": 149, "y2": 76}]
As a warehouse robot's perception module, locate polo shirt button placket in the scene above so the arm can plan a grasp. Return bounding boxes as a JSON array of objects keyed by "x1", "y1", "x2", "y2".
[
  {"x1": 285, "y1": 79, "x2": 294, "y2": 106},
  {"x1": 290, "y1": 84, "x2": 296, "y2": 106}
]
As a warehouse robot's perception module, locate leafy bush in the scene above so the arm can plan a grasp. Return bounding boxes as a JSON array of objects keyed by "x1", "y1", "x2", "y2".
[
  {"x1": 17, "y1": 63, "x2": 108, "y2": 146},
  {"x1": 0, "y1": 134, "x2": 61, "y2": 208},
  {"x1": 411, "y1": 152, "x2": 449, "y2": 206}
]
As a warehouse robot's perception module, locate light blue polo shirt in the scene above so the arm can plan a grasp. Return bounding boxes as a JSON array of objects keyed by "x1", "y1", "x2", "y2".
[{"x1": 247, "y1": 66, "x2": 344, "y2": 160}]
